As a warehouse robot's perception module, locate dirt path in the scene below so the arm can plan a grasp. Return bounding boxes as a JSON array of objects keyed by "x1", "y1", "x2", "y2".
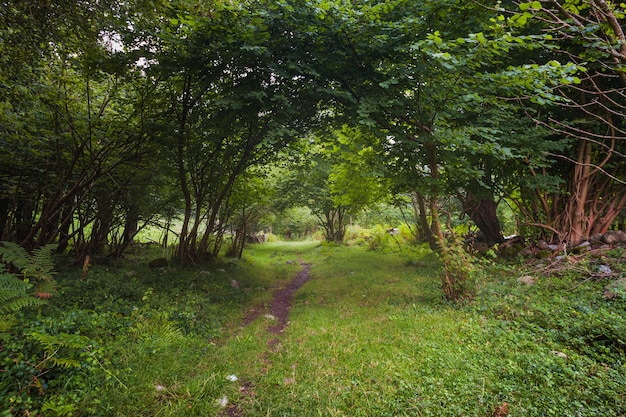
[{"x1": 222, "y1": 262, "x2": 312, "y2": 416}]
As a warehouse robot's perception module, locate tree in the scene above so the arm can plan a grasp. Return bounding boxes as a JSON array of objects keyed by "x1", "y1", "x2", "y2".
[
  {"x1": 505, "y1": 0, "x2": 626, "y2": 245},
  {"x1": 0, "y1": 0, "x2": 172, "y2": 260}
]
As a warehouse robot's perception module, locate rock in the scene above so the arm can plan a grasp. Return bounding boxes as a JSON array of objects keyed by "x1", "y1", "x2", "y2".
[
  {"x1": 498, "y1": 244, "x2": 524, "y2": 258},
  {"x1": 604, "y1": 278, "x2": 626, "y2": 299},
  {"x1": 536, "y1": 250, "x2": 552, "y2": 259},
  {"x1": 148, "y1": 257, "x2": 168, "y2": 267},
  {"x1": 518, "y1": 275, "x2": 536, "y2": 286},
  {"x1": 597, "y1": 264, "x2": 612, "y2": 274},
  {"x1": 520, "y1": 247, "x2": 535, "y2": 257},
  {"x1": 551, "y1": 350, "x2": 568, "y2": 360},
  {"x1": 602, "y1": 230, "x2": 626, "y2": 244},
  {"x1": 571, "y1": 241, "x2": 591, "y2": 255},
  {"x1": 590, "y1": 233, "x2": 604, "y2": 243}
]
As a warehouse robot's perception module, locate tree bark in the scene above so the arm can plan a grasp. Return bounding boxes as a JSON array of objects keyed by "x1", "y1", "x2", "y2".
[{"x1": 462, "y1": 196, "x2": 505, "y2": 246}]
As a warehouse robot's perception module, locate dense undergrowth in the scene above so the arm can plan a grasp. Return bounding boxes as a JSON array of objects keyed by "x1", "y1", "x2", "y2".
[{"x1": 1, "y1": 241, "x2": 624, "y2": 416}]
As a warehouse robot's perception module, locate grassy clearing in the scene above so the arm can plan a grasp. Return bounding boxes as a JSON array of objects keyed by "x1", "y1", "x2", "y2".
[
  {"x1": 220, "y1": 245, "x2": 625, "y2": 417},
  {"x1": 2, "y1": 241, "x2": 625, "y2": 416}
]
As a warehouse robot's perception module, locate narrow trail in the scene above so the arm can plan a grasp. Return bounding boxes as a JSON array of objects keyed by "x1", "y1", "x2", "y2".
[{"x1": 222, "y1": 261, "x2": 312, "y2": 417}]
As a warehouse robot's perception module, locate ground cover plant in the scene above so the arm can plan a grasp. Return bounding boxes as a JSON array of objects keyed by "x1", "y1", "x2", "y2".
[{"x1": 2, "y1": 240, "x2": 624, "y2": 416}]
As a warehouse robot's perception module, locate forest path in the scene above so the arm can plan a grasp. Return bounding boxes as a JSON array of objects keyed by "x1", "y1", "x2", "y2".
[{"x1": 222, "y1": 261, "x2": 312, "y2": 416}]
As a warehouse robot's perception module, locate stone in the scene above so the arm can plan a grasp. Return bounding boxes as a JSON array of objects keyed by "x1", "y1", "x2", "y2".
[
  {"x1": 518, "y1": 275, "x2": 536, "y2": 286},
  {"x1": 536, "y1": 250, "x2": 552, "y2": 259},
  {"x1": 148, "y1": 257, "x2": 168, "y2": 267},
  {"x1": 590, "y1": 233, "x2": 604, "y2": 243},
  {"x1": 602, "y1": 230, "x2": 626, "y2": 244},
  {"x1": 571, "y1": 241, "x2": 591, "y2": 255},
  {"x1": 472, "y1": 242, "x2": 490, "y2": 254},
  {"x1": 520, "y1": 247, "x2": 534, "y2": 257}
]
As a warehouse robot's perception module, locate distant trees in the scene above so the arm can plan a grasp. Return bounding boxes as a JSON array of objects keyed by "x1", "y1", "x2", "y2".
[{"x1": 274, "y1": 127, "x2": 389, "y2": 243}]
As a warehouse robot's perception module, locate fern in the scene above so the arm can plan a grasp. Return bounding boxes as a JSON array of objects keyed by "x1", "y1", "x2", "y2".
[
  {"x1": 132, "y1": 312, "x2": 184, "y2": 346},
  {"x1": 0, "y1": 242, "x2": 57, "y2": 334},
  {"x1": 0, "y1": 272, "x2": 44, "y2": 333},
  {"x1": 24, "y1": 244, "x2": 57, "y2": 282},
  {"x1": 0, "y1": 241, "x2": 57, "y2": 282},
  {"x1": 0, "y1": 241, "x2": 31, "y2": 271},
  {"x1": 30, "y1": 332, "x2": 91, "y2": 369}
]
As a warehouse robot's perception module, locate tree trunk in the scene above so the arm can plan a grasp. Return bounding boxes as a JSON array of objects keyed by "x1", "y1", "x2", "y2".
[
  {"x1": 175, "y1": 72, "x2": 194, "y2": 263},
  {"x1": 413, "y1": 192, "x2": 437, "y2": 249},
  {"x1": 462, "y1": 197, "x2": 505, "y2": 246}
]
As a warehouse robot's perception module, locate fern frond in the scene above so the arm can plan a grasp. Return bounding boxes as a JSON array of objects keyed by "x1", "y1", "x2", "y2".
[
  {"x1": 0, "y1": 241, "x2": 31, "y2": 271},
  {"x1": 48, "y1": 357, "x2": 82, "y2": 369},
  {"x1": 1, "y1": 297, "x2": 44, "y2": 314},
  {"x1": 0, "y1": 241, "x2": 57, "y2": 305},
  {"x1": 0, "y1": 272, "x2": 42, "y2": 314},
  {"x1": 0, "y1": 272, "x2": 32, "y2": 293},
  {"x1": 31, "y1": 332, "x2": 91, "y2": 370},
  {"x1": 132, "y1": 312, "x2": 184, "y2": 345},
  {"x1": 26, "y1": 244, "x2": 57, "y2": 281}
]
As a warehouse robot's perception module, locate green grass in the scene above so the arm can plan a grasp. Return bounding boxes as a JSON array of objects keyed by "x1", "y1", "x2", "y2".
[{"x1": 2, "y1": 242, "x2": 624, "y2": 416}]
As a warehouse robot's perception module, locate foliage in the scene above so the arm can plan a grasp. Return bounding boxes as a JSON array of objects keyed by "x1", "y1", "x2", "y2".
[
  {"x1": 272, "y1": 206, "x2": 319, "y2": 239},
  {"x1": 0, "y1": 242, "x2": 56, "y2": 334},
  {"x1": 437, "y1": 236, "x2": 477, "y2": 301}
]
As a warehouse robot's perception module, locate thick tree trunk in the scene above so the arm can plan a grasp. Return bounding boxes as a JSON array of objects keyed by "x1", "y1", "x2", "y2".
[{"x1": 462, "y1": 197, "x2": 505, "y2": 246}]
